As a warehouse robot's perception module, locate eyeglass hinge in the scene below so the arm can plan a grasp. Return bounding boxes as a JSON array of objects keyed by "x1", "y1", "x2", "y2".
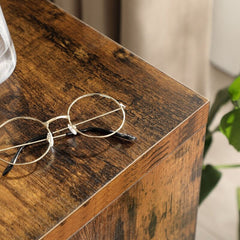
[{"x1": 68, "y1": 124, "x2": 78, "y2": 135}]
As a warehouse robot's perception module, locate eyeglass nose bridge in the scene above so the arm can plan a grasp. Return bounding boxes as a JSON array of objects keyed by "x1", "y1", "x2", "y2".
[
  {"x1": 45, "y1": 115, "x2": 69, "y2": 126},
  {"x1": 44, "y1": 115, "x2": 77, "y2": 136}
]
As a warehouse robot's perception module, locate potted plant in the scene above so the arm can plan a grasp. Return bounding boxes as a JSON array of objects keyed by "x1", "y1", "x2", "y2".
[{"x1": 200, "y1": 76, "x2": 240, "y2": 236}]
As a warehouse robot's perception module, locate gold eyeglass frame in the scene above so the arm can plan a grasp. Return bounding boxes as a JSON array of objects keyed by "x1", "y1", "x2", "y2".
[{"x1": 0, "y1": 93, "x2": 126, "y2": 166}]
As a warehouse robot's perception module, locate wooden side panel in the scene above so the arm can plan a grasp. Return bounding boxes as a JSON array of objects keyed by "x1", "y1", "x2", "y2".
[
  {"x1": 42, "y1": 104, "x2": 208, "y2": 240},
  {"x1": 70, "y1": 127, "x2": 205, "y2": 240}
]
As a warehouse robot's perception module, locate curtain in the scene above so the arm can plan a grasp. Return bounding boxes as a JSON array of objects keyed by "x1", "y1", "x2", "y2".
[
  {"x1": 53, "y1": 0, "x2": 120, "y2": 42},
  {"x1": 53, "y1": 0, "x2": 234, "y2": 99}
]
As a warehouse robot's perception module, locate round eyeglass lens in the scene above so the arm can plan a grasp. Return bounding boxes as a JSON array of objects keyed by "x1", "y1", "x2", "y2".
[
  {"x1": 0, "y1": 117, "x2": 51, "y2": 165},
  {"x1": 68, "y1": 93, "x2": 125, "y2": 138}
]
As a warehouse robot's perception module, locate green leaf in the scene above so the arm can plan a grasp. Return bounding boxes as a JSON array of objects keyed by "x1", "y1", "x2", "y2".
[
  {"x1": 229, "y1": 76, "x2": 240, "y2": 101},
  {"x1": 234, "y1": 99, "x2": 240, "y2": 109},
  {"x1": 208, "y1": 87, "x2": 230, "y2": 127},
  {"x1": 220, "y1": 109, "x2": 240, "y2": 151},
  {"x1": 199, "y1": 165, "x2": 222, "y2": 204},
  {"x1": 237, "y1": 187, "x2": 240, "y2": 211},
  {"x1": 228, "y1": 76, "x2": 240, "y2": 107}
]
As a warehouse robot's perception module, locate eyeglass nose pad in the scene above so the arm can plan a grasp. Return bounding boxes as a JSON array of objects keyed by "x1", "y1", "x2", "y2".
[
  {"x1": 68, "y1": 124, "x2": 78, "y2": 135},
  {"x1": 47, "y1": 133, "x2": 54, "y2": 147}
]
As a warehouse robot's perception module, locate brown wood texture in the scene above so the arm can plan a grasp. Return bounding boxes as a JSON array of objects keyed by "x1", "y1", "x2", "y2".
[
  {"x1": 71, "y1": 127, "x2": 206, "y2": 240},
  {"x1": 0, "y1": 0, "x2": 209, "y2": 239}
]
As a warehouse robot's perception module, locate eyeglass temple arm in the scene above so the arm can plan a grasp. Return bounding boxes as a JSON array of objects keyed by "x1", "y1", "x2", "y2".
[
  {"x1": 2, "y1": 134, "x2": 47, "y2": 176},
  {"x1": 79, "y1": 127, "x2": 136, "y2": 141},
  {"x1": 2, "y1": 127, "x2": 136, "y2": 176}
]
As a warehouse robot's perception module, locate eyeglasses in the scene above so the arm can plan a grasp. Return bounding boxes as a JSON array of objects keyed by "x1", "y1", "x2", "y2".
[{"x1": 0, "y1": 93, "x2": 136, "y2": 176}]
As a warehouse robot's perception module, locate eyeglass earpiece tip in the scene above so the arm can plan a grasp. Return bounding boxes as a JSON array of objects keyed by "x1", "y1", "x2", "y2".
[{"x1": 2, "y1": 164, "x2": 13, "y2": 176}]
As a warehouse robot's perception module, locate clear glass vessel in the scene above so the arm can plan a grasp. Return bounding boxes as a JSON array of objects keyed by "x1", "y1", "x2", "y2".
[{"x1": 0, "y1": 6, "x2": 16, "y2": 84}]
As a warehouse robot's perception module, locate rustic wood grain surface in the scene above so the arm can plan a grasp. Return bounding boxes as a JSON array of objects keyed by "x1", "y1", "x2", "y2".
[
  {"x1": 71, "y1": 128, "x2": 206, "y2": 240},
  {"x1": 0, "y1": 0, "x2": 208, "y2": 239}
]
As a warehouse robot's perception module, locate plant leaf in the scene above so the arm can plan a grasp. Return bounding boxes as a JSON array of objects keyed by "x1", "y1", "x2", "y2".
[
  {"x1": 220, "y1": 109, "x2": 240, "y2": 151},
  {"x1": 233, "y1": 99, "x2": 240, "y2": 109},
  {"x1": 229, "y1": 76, "x2": 240, "y2": 102},
  {"x1": 208, "y1": 87, "x2": 230, "y2": 127},
  {"x1": 237, "y1": 187, "x2": 240, "y2": 211},
  {"x1": 199, "y1": 164, "x2": 222, "y2": 204}
]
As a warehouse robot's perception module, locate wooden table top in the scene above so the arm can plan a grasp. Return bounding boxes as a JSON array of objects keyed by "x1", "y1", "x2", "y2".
[{"x1": 0, "y1": 0, "x2": 209, "y2": 239}]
